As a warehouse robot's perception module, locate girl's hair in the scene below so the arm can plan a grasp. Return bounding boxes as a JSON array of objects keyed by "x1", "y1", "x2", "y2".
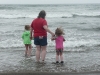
[
  {"x1": 55, "y1": 28, "x2": 64, "y2": 36},
  {"x1": 25, "y1": 25, "x2": 30, "y2": 30},
  {"x1": 38, "y1": 10, "x2": 46, "y2": 19}
]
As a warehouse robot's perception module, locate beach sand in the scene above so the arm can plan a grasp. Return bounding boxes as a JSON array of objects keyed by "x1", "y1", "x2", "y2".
[
  {"x1": 0, "y1": 47, "x2": 100, "y2": 75},
  {"x1": 0, "y1": 72, "x2": 100, "y2": 75}
]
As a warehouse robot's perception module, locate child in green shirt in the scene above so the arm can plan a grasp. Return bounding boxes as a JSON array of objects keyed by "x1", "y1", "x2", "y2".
[{"x1": 22, "y1": 25, "x2": 32, "y2": 57}]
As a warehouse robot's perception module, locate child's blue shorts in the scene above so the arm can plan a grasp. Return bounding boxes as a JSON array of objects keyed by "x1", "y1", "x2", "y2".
[{"x1": 34, "y1": 36, "x2": 47, "y2": 46}]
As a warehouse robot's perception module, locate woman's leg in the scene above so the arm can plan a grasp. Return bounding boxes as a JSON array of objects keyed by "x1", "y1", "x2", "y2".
[
  {"x1": 35, "y1": 45, "x2": 41, "y2": 62},
  {"x1": 41, "y1": 46, "x2": 47, "y2": 61}
]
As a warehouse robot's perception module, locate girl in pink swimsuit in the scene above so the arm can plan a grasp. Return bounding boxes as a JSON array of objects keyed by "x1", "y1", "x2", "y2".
[{"x1": 52, "y1": 28, "x2": 65, "y2": 64}]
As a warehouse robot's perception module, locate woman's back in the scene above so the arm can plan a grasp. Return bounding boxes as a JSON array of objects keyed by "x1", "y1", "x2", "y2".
[{"x1": 31, "y1": 18, "x2": 47, "y2": 37}]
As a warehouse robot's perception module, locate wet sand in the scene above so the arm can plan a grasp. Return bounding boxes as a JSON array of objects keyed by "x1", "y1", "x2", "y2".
[
  {"x1": 0, "y1": 47, "x2": 100, "y2": 75},
  {"x1": 0, "y1": 72, "x2": 100, "y2": 75}
]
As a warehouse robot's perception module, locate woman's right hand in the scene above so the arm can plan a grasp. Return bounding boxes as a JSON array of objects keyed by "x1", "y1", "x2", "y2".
[
  {"x1": 30, "y1": 36, "x2": 32, "y2": 40},
  {"x1": 51, "y1": 33, "x2": 55, "y2": 37}
]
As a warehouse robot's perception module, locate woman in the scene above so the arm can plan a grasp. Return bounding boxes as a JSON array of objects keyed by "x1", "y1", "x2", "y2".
[{"x1": 30, "y1": 10, "x2": 54, "y2": 63}]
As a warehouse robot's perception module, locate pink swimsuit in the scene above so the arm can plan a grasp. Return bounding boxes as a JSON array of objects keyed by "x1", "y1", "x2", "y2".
[{"x1": 55, "y1": 36, "x2": 64, "y2": 50}]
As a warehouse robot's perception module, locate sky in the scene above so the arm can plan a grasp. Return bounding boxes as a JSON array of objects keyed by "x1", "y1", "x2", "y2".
[{"x1": 0, "y1": 0, "x2": 100, "y2": 4}]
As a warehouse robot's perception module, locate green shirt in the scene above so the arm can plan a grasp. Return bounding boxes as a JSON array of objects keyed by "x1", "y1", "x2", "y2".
[{"x1": 22, "y1": 30, "x2": 31, "y2": 44}]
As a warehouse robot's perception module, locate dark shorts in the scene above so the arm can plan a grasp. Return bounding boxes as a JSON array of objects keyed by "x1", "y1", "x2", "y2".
[
  {"x1": 56, "y1": 50, "x2": 63, "y2": 53},
  {"x1": 34, "y1": 36, "x2": 47, "y2": 46},
  {"x1": 56, "y1": 48, "x2": 63, "y2": 53}
]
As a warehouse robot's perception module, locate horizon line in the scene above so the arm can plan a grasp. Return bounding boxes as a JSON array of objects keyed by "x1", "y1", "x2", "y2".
[{"x1": 0, "y1": 3, "x2": 100, "y2": 5}]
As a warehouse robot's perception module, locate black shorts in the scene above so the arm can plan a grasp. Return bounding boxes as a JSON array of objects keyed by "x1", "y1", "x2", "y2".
[
  {"x1": 34, "y1": 36, "x2": 47, "y2": 46},
  {"x1": 56, "y1": 50, "x2": 63, "y2": 53}
]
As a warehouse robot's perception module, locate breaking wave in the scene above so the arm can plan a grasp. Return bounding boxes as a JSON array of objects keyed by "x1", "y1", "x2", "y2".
[{"x1": 0, "y1": 13, "x2": 100, "y2": 19}]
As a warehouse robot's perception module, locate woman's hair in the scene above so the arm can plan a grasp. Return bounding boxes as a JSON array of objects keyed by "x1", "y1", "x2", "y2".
[
  {"x1": 38, "y1": 10, "x2": 46, "y2": 19},
  {"x1": 25, "y1": 25, "x2": 30, "y2": 30},
  {"x1": 55, "y1": 28, "x2": 64, "y2": 36}
]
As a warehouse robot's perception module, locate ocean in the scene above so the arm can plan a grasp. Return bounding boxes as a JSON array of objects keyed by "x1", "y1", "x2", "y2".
[{"x1": 0, "y1": 4, "x2": 100, "y2": 73}]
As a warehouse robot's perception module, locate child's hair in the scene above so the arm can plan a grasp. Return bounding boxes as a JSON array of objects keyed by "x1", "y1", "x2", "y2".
[
  {"x1": 25, "y1": 25, "x2": 30, "y2": 30},
  {"x1": 55, "y1": 28, "x2": 64, "y2": 36}
]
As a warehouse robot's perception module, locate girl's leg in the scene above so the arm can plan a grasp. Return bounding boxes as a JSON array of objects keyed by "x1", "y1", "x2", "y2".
[
  {"x1": 60, "y1": 51, "x2": 64, "y2": 63},
  {"x1": 28, "y1": 44, "x2": 32, "y2": 56},
  {"x1": 25, "y1": 44, "x2": 28, "y2": 56},
  {"x1": 56, "y1": 51, "x2": 59, "y2": 63},
  {"x1": 35, "y1": 45, "x2": 41, "y2": 62},
  {"x1": 41, "y1": 46, "x2": 47, "y2": 61}
]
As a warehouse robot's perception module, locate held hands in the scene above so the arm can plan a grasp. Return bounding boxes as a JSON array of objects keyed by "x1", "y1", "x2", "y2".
[
  {"x1": 51, "y1": 37, "x2": 55, "y2": 41},
  {"x1": 51, "y1": 35, "x2": 56, "y2": 41},
  {"x1": 51, "y1": 32, "x2": 55, "y2": 41},
  {"x1": 51, "y1": 32, "x2": 55, "y2": 37},
  {"x1": 30, "y1": 36, "x2": 33, "y2": 40}
]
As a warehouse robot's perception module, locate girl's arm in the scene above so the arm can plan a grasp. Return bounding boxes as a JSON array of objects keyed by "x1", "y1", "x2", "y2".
[
  {"x1": 62, "y1": 36, "x2": 66, "y2": 41},
  {"x1": 63, "y1": 36, "x2": 66, "y2": 41},
  {"x1": 63, "y1": 38, "x2": 66, "y2": 41}
]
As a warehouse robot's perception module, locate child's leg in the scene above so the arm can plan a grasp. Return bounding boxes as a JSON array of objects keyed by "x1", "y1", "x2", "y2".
[
  {"x1": 28, "y1": 44, "x2": 32, "y2": 56},
  {"x1": 60, "y1": 51, "x2": 64, "y2": 63},
  {"x1": 25, "y1": 44, "x2": 28, "y2": 56},
  {"x1": 56, "y1": 51, "x2": 59, "y2": 63}
]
